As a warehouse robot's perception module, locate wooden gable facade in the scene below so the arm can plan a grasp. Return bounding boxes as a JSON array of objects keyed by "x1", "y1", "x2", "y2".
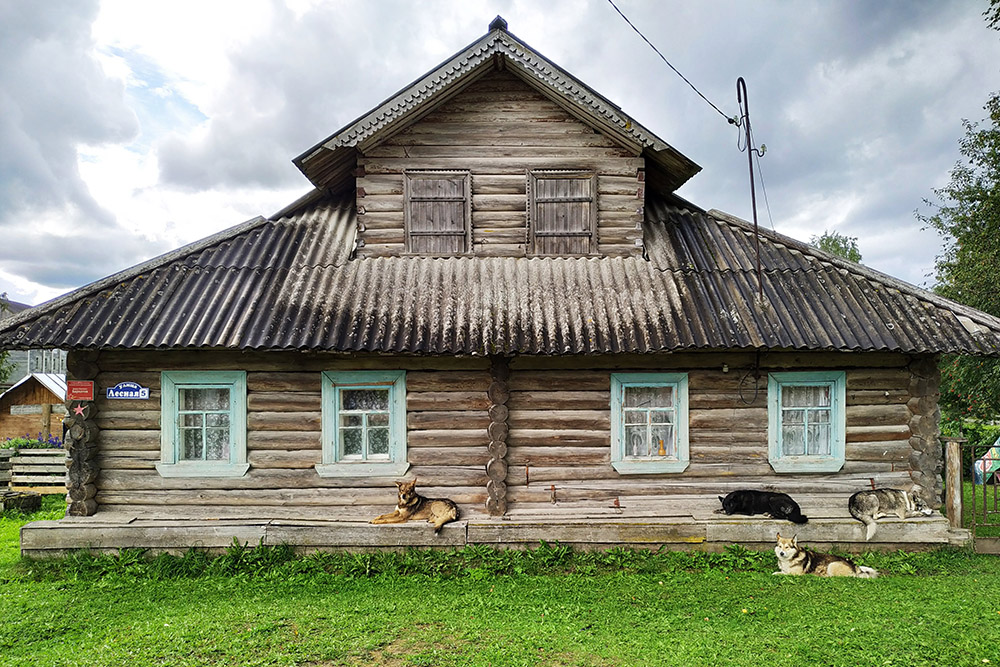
[
  {"x1": 5, "y1": 18, "x2": 1000, "y2": 556},
  {"x1": 354, "y1": 69, "x2": 647, "y2": 258}
]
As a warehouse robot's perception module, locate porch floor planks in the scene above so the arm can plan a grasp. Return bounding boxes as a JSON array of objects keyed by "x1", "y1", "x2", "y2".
[{"x1": 20, "y1": 493, "x2": 967, "y2": 555}]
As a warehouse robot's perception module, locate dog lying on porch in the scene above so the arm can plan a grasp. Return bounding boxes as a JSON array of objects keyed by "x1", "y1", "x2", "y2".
[
  {"x1": 715, "y1": 489, "x2": 808, "y2": 524},
  {"x1": 370, "y1": 479, "x2": 459, "y2": 533},
  {"x1": 848, "y1": 488, "x2": 934, "y2": 541}
]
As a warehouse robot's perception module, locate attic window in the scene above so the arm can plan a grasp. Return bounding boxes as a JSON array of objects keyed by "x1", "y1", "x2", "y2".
[
  {"x1": 529, "y1": 171, "x2": 596, "y2": 255},
  {"x1": 405, "y1": 171, "x2": 471, "y2": 254}
]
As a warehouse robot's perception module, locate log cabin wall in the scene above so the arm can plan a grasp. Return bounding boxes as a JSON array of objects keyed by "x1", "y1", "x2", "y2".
[
  {"x1": 503, "y1": 351, "x2": 939, "y2": 512},
  {"x1": 355, "y1": 68, "x2": 645, "y2": 258},
  {"x1": 82, "y1": 349, "x2": 941, "y2": 522},
  {"x1": 90, "y1": 351, "x2": 491, "y2": 521}
]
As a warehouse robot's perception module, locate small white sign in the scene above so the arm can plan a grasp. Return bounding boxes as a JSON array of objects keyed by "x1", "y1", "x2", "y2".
[
  {"x1": 10, "y1": 405, "x2": 42, "y2": 415},
  {"x1": 106, "y1": 381, "x2": 151, "y2": 400}
]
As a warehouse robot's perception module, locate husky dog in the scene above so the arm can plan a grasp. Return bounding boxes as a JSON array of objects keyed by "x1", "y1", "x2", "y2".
[
  {"x1": 371, "y1": 479, "x2": 459, "y2": 533},
  {"x1": 714, "y1": 489, "x2": 808, "y2": 524},
  {"x1": 773, "y1": 533, "x2": 878, "y2": 578},
  {"x1": 849, "y1": 488, "x2": 934, "y2": 541}
]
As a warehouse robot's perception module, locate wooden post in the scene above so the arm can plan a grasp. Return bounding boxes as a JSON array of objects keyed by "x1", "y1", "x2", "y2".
[
  {"x1": 485, "y1": 356, "x2": 510, "y2": 516},
  {"x1": 64, "y1": 351, "x2": 101, "y2": 516},
  {"x1": 41, "y1": 403, "x2": 52, "y2": 439},
  {"x1": 944, "y1": 437, "x2": 965, "y2": 529}
]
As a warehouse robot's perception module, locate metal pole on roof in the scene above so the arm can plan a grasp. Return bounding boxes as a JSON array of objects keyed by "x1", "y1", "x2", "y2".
[{"x1": 736, "y1": 77, "x2": 765, "y2": 304}]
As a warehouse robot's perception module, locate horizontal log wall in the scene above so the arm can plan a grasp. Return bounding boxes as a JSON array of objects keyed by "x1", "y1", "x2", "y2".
[
  {"x1": 88, "y1": 349, "x2": 937, "y2": 522},
  {"x1": 92, "y1": 351, "x2": 491, "y2": 521},
  {"x1": 503, "y1": 352, "x2": 926, "y2": 512},
  {"x1": 356, "y1": 68, "x2": 644, "y2": 258}
]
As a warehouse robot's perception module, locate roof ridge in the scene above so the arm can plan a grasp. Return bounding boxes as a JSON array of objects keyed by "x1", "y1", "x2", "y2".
[{"x1": 707, "y1": 208, "x2": 1000, "y2": 335}]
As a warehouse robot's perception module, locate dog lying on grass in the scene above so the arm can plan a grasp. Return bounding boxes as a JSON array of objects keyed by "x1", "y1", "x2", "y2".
[
  {"x1": 715, "y1": 489, "x2": 808, "y2": 524},
  {"x1": 773, "y1": 533, "x2": 878, "y2": 578}
]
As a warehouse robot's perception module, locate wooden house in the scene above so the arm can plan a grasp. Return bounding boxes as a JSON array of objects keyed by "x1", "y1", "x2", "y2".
[
  {"x1": 4, "y1": 18, "x2": 1000, "y2": 556},
  {"x1": 0, "y1": 373, "x2": 66, "y2": 442}
]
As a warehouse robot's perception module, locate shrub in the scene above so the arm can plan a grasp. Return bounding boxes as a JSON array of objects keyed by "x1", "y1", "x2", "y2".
[{"x1": 2, "y1": 432, "x2": 63, "y2": 450}]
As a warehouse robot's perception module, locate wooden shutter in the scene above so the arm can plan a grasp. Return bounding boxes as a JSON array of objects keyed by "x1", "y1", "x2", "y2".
[
  {"x1": 530, "y1": 172, "x2": 596, "y2": 255},
  {"x1": 405, "y1": 172, "x2": 470, "y2": 254}
]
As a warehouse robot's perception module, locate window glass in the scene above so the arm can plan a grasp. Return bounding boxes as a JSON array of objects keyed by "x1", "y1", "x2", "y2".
[
  {"x1": 158, "y1": 371, "x2": 247, "y2": 478},
  {"x1": 611, "y1": 373, "x2": 689, "y2": 474},
  {"x1": 318, "y1": 371, "x2": 409, "y2": 478},
  {"x1": 768, "y1": 372, "x2": 845, "y2": 473}
]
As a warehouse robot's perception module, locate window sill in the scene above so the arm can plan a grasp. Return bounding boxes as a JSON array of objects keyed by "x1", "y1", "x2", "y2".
[
  {"x1": 315, "y1": 461, "x2": 411, "y2": 478},
  {"x1": 155, "y1": 462, "x2": 250, "y2": 478},
  {"x1": 769, "y1": 457, "x2": 845, "y2": 474},
  {"x1": 612, "y1": 459, "x2": 689, "y2": 475}
]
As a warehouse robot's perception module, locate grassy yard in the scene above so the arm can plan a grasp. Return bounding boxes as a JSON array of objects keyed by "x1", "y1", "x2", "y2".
[
  {"x1": 2, "y1": 498, "x2": 1000, "y2": 666},
  {"x1": 962, "y1": 480, "x2": 1000, "y2": 537}
]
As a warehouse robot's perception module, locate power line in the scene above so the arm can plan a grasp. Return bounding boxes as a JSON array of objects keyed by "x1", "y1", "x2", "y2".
[
  {"x1": 754, "y1": 150, "x2": 776, "y2": 231},
  {"x1": 606, "y1": 0, "x2": 731, "y2": 122}
]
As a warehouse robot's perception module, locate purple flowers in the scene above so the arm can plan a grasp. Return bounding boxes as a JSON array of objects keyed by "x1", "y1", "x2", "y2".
[{"x1": 2, "y1": 431, "x2": 63, "y2": 449}]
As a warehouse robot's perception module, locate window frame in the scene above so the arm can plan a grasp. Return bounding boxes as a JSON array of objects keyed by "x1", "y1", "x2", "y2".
[
  {"x1": 528, "y1": 170, "x2": 597, "y2": 256},
  {"x1": 157, "y1": 370, "x2": 249, "y2": 478},
  {"x1": 316, "y1": 370, "x2": 410, "y2": 478},
  {"x1": 767, "y1": 371, "x2": 846, "y2": 473},
  {"x1": 610, "y1": 372, "x2": 690, "y2": 474},
  {"x1": 403, "y1": 170, "x2": 472, "y2": 255}
]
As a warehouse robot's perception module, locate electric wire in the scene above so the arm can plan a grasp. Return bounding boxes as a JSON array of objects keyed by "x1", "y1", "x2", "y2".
[
  {"x1": 607, "y1": 0, "x2": 777, "y2": 233},
  {"x1": 606, "y1": 0, "x2": 731, "y2": 122},
  {"x1": 754, "y1": 150, "x2": 776, "y2": 230}
]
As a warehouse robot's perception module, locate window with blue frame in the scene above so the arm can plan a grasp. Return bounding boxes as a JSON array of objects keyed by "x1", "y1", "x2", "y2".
[
  {"x1": 157, "y1": 371, "x2": 248, "y2": 477},
  {"x1": 316, "y1": 370, "x2": 410, "y2": 478},
  {"x1": 767, "y1": 371, "x2": 846, "y2": 473},
  {"x1": 610, "y1": 373, "x2": 689, "y2": 474}
]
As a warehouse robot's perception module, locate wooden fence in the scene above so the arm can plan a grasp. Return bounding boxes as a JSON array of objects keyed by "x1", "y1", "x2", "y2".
[
  {"x1": 3, "y1": 448, "x2": 67, "y2": 494},
  {"x1": 0, "y1": 448, "x2": 11, "y2": 488}
]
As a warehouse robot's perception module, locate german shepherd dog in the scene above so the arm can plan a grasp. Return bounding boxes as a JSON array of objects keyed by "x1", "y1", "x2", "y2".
[
  {"x1": 715, "y1": 489, "x2": 808, "y2": 524},
  {"x1": 849, "y1": 488, "x2": 934, "y2": 541},
  {"x1": 773, "y1": 533, "x2": 878, "y2": 578},
  {"x1": 371, "y1": 479, "x2": 459, "y2": 533}
]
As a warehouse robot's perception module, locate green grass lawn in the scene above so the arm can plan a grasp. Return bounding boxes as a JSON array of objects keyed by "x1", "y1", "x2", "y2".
[
  {"x1": 962, "y1": 480, "x2": 1000, "y2": 536},
  {"x1": 3, "y1": 498, "x2": 1000, "y2": 666}
]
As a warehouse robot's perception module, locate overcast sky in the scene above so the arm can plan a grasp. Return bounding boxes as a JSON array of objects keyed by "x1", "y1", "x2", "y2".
[{"x1": 2, "y1": 0, "x2": 999, "y2": 306}]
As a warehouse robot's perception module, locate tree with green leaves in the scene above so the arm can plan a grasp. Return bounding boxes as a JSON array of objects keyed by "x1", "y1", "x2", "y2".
[
  {"x1": 919, "y1": 91, "x2": 1000, "y2": 423},
  {"x1": 0, "y1": 292, "x2": 13, "y2": 384},
  {"x1": 809, "y1": 230, "x2": 862, "y2": 263}
]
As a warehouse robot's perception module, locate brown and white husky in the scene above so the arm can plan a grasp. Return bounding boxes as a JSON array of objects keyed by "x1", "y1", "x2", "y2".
[
  {"x1": 773, "y1": 533, "x2": 878, "y2": 578},
  {"x1": 370, "y1": 479, "x2": 459, "y2": 533}
]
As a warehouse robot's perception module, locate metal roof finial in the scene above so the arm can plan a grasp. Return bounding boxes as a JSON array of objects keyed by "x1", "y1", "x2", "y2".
[{"x1": 489, "y1": 16, "x2": 508, "y2": 32}]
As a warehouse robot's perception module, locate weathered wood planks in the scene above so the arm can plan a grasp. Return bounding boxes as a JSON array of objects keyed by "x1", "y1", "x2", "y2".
[{"x1": 355, "y1": 70, "x2": 644, "y2": 259}]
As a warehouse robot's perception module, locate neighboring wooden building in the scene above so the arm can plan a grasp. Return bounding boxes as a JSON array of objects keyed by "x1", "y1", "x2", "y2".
[
  {"x1": 1, "y1": 299, "x2": 67, "y2": 393},
  {"x1": 4, "y1": 18, "x2": 1000, "y2": 556},
  {"x1": 0, "y1": 373, "x2": 66, "y2": 442}
]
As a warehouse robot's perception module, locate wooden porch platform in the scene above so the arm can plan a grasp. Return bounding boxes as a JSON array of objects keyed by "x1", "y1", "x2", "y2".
[{"x1": 20, "y1": 495, "x2": 969, "y2": 557}]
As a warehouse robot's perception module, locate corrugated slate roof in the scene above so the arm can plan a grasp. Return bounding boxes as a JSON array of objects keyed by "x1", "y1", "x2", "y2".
[{"x1": 2, "y1": 193, "x2": 1000, "y2": 356}]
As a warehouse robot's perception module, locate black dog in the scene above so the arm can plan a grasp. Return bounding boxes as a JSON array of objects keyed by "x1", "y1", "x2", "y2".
[{"x1": 715, "y1": 490, "x2": 808, "y2": 524}]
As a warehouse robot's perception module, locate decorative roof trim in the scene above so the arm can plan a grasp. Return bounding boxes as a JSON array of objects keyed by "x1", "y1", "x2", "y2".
[{"x1": 294, "y1": 19, "x2": 699, "y2": 187}]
